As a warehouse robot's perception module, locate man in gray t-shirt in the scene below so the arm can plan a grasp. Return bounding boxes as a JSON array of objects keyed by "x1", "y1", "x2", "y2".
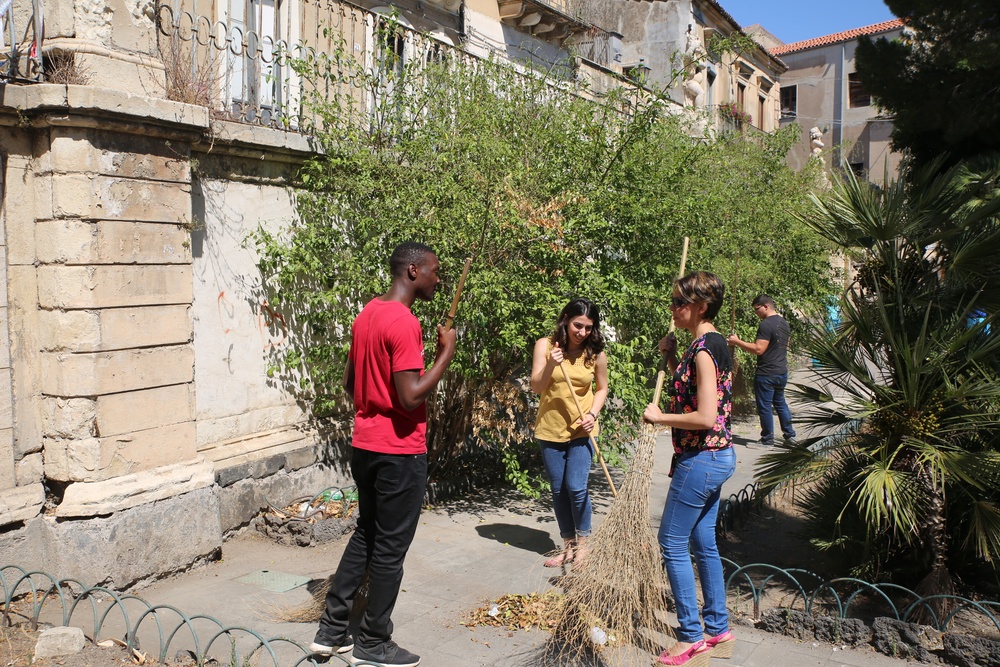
[{"x1": 727, "y1": 294, "x2": 797, "y2": 446}]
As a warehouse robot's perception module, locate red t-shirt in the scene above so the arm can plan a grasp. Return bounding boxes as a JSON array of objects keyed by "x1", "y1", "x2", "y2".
[{"x1": 349, "y1": 298, "x2": 427, "y2": 454}]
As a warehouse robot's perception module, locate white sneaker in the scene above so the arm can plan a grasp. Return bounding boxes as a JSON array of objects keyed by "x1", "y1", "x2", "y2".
[{"x1": 309, "y1": 638, "x2": 354, "y2": 656}]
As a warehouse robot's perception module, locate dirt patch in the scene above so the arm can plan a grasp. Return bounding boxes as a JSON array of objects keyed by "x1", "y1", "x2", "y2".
[{"x1": 0, "y1": 623, "x2": 171, "y2": 667}]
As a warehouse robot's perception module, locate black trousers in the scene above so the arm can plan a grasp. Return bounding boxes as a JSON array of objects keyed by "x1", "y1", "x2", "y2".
[{"x1": 315, "y1": 448, "x2": 427, "y2": 648}]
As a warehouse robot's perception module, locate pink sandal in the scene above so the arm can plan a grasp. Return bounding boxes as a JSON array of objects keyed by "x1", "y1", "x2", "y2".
[
  {"x1": 657, "y1": 640, "x2": 711, "y2": 666},
  {"x1": 543, "y1": 550, "x2": 574, "y2": 568},
  {"x1": 706, "y1": 630, "x2": 735, "y2": 658}
]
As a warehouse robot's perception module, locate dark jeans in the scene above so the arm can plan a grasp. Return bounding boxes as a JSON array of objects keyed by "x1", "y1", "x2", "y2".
[
  {"x1": 754, "y1": 373, "x2": 796, "y2": 444},
  {"x1": 315, "y1": 448, "x2": 427, "y2": 649}
]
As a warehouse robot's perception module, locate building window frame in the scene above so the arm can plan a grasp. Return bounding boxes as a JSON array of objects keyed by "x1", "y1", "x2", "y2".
[
  {"x1": 780, "y1": 84, "x2": 797, "y2": 118},
  {"x1": 848, "y1": 72, "x2": 870, "y2": 108}
]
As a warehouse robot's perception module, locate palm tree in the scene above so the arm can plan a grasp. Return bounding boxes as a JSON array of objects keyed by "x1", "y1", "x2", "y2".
[{"x1": 756, "y1": 155, "x2": 1000, "y2": 601}]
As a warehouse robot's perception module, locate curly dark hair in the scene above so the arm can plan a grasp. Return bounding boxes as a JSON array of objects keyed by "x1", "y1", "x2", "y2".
[
  {"x1": 551, "y1": 298, "x2": 605, "y2": 366},
  {"x1": 389, "y1": 241, "x2": 435, "y2": 277}
]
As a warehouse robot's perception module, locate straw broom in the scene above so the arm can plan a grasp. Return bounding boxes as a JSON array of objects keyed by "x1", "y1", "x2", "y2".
[
  {"x1": 549, "y1": 238, "x2": 689, "y2": 663},
  {"x1": 271, "y1": 258, "x2": 474, "y2": 624}
]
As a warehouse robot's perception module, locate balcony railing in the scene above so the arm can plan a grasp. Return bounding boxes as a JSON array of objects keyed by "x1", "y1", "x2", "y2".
[
  {"x1": 1, "y1": 0, "x2": 44, "y2": 82},
  {"x1": 153, "y1": 0, "x2": 630, "y2": 135}
]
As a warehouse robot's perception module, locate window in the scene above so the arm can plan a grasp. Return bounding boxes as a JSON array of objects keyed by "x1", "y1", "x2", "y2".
[
  {"x1": 758, "y1": 95, "x2": 766, "y2": 130},
  {"x1": 227, "y1": 0, "x2": 280, "y2": 121},
  {"x1": 849, "y1": 162, "x2": 866, "y2": 178},
  {"x1": 780, "y1": 85, "x2": 797, "y2": 118},
  {"x1": 737, "y1": 81, "x2": 746, "y2": 109},
  {"x1": 849, "y1": 72, "x2": 870, "y2": 108}
]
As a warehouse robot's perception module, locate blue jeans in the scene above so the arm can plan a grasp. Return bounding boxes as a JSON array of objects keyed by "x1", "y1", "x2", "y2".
[
  {"x1": 754, "y1": 373, "x2": 796, "y2": 444},
  {"x1": 658, "y1": 447, "x2": 736, "y2": 643},
  {"x1": 539, "y1": 437, "x2": 593, "y2": 538}
]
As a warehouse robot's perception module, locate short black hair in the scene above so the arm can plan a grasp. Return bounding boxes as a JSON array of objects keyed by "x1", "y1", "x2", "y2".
[
  {"x1": 752, "y1": 294, "x2": 776, "y2": 309},
  {"x1": 390, "y1": 242, "x2": 436, "y2": 277}
]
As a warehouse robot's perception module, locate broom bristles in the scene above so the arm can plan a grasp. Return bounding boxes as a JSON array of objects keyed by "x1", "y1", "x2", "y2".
[{"x1": 549, "y1": 424, "x2": 673, "y2": 663}]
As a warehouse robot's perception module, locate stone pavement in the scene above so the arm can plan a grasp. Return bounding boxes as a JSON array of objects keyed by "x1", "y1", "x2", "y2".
[{"x1": 132, "y1": 414, "x2": 924, "y2": 667}]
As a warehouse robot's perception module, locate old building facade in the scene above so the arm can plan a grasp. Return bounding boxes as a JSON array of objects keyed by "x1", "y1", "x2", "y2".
[
  {"x1": 770, "y1": 19, "x2": 905, "y2": 183},
  {"x1": 0, "y1": 0, "x2": 645, "y2": 586}
]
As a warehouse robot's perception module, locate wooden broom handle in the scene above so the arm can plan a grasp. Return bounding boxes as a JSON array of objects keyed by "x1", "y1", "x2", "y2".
[
  {"x1": 559, "y1": 362, "x2": 618, "y2": 498},
  {"x1": 445, "y1": 257, "x2": 472, "y2": 331},
  {"x1": 652, "y1": 236, "x2": 690, "y2": 405}
]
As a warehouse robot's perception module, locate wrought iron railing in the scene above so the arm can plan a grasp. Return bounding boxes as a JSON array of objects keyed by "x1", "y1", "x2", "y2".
[
  {"x1": 153, "y1": 0, "x2": 626, "y2": 134},
  {"x1": 0, "y1": 0, "x2": 43, "y2": 82},
  {"x1": 6, "y1": 560, "x2": 999, "y2": 666},
  {"x1": 568, "y1": 25, "x2": 617, "y2": 69}
]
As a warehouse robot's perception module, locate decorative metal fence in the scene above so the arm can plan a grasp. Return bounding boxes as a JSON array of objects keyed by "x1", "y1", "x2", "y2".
[
  {"x1": 5, "y1": 560, "x2": 999, "y2": 666},
  {"x1": 0, "y1": 0, "x2": 43, "y2": 82},
  {"x1": 154, "y1": 0, "x2": 475, "y2": 132},
  {"x1": 722, "y1": 559, "x2": 1000, "y2": 638},
  {"x1": 1, "y1": 566, "x2": 337, "y2": 666}
]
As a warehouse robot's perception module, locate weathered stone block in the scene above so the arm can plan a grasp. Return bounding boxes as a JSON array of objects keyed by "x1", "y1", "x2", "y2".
[
  {"x1": 97, "y1": 421, "x2": 197, "y2": 478},
  {"x1": 5, "y1": 156, "x2": 39, "y2": 266},
  {"x1": 0, "y1": 261, "x2": 7, "y2": 308},
  {"x1": 35, "y1": 219, "x2": 95, "y2": 263},
  {"x1": 39, "y1": 306, "x2": 191, "y2": 352},
  {"x1": 41, "y1": 345, "x2": 194, "y2": 397},
  {"x1": 50, "y1": 173, "x2": 93, "y2": 218},
  {"x1": 35, "y1": 627, "x2": 86, "y2": 659},
  {"x1": 38, "y1": 310, "x2": 101, "y2": 351},
  {"x1": 49, "y1": 130, "x2": 191, "y2": 182},
  {"x1": 41, "y1": 397, "x2": 97, "y2": 438},
  {"x1": 45, "y1": 421, "x2": 197, "y2": 483},
  {"x1": 37, "y1": 265, "x2": 193, "y2": 309},
  {"x1": 56, "y1": 458, "x2": 214, "y2": 517},
  {"x1": 0, "y1": 482, "x2": 44, "y2": 525},
  {"x1": 15, "y1": 451, "x2": 43, "y2": 486},
  {"x1": 37, "y1": 219, "x2": 192, "y2": 265},
  {"x1": 871, "y1": 617, "x2": 941, "y2": 663},
  {"x1": 758, "y1": 608, "x2": 814, "y2": 640},
  {"x1": 100, "y1": 305, "x2": 191, "y2": 350},
  {"x1": 0, "y1": 427, "x2": 13, "y2": 490},
  {"x1": 7, "y1": 267, "x2": 43, "y2": 457},
  {"x1": 50, "y1": 173, "x2": 193, "y2": 224},
  {"x1": 96, "y1": 220, "x2": 192, "y2": 264},
  {"x1": 43, "y1": 0, "x2": 76, "y2": 39},
  {"x1": 43, "y1": 436, "x2": 102, "y2": 482},
  {"x1": 944, "y1": 632, "x2": 1000, "y2": 667},
  {"x1": 96, "y1": 384, "x2": 193, "y2": 437},
  {"x1": 0, "y1": 308, "x2": 10, "y2": 368},
  {"x1": 812, "y1": 616, "x2": 871, "y2": 646},
  {"x1": 0, "y1": 368, "x2": 10, "y2": 431}
]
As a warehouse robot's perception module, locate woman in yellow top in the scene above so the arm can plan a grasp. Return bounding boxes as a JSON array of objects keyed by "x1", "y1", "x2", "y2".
[{"x1": 530, "y1": 298, "x2": 609, "y2": 567}]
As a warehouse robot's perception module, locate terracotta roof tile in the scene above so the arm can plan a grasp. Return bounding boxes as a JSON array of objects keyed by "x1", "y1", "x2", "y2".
[{"x1": 769, "y1": 18, "x2": 904, "y2": 55}]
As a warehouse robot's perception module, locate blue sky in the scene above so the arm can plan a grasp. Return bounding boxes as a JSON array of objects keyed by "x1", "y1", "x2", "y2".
[{"x1": 719, "y1": 0, "x2": 897, "y2": 45}]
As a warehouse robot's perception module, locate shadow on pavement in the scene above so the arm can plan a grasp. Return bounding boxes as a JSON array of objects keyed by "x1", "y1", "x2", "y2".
[{"x1": 475, "y1": 522, "x2": 557, "y2": 555}]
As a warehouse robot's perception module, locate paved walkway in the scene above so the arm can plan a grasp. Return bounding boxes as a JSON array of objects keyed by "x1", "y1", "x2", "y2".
[{"x1": 130, "y1": 408, "x2": 923, "y2": 667}]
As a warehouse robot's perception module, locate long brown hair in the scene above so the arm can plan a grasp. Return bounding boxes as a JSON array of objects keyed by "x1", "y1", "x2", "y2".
[{"x1": 551, "y1": 298, "x2": 605, "y2": 366}]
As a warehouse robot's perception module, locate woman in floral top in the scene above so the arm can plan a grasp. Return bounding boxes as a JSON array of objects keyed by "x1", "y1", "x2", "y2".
[{"x1": 643, "y1": 271, "x2": 735, "y2": 666}]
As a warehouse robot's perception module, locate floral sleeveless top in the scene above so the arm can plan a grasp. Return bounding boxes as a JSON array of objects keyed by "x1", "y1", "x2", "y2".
[{"x1": 670, "y1": 331, "x2": 733, "y2": 454}]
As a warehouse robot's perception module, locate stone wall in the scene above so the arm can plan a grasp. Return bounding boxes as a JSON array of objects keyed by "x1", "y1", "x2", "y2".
[{"x1": 0, "y1": 85, "x2": 348, "y2": 587}]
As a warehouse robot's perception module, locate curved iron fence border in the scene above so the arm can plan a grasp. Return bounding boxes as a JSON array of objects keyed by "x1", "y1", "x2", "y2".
[{"x1": 5, "y1": 556, "x2": 999, "y2": 666}]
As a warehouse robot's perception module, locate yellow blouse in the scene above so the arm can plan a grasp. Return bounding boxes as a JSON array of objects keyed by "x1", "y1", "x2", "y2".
[{"x1": 533, "y1": 341, "x2": 599, "y2": 442}]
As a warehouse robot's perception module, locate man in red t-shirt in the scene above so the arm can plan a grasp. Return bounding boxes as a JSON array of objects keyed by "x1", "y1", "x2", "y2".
[{"x1": 311, "y1": 242, "x2": 457, "y2": 667}]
